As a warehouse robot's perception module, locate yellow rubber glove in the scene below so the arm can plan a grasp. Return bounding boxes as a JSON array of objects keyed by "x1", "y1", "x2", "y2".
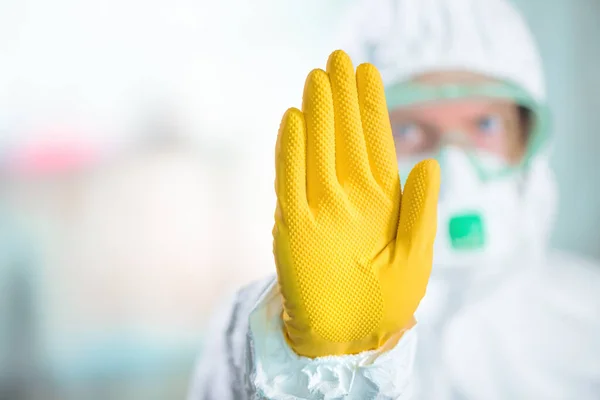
[{"x1": 273, "y1": 50, "x2": 440, "y2": 358}]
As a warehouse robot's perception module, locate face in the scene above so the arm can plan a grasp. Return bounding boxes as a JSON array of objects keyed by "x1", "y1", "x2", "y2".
[{"x1": 389, "y1": 72, "x2": 530, "y2": 165}]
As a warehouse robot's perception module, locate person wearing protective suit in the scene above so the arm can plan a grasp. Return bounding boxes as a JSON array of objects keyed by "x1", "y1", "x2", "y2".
[{"x1": 188, "y1": 0, "x2": 600, "y2": 398}]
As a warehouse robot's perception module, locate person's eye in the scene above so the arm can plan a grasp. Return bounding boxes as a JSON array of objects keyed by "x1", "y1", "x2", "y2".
[
  {"x1": 393, "y1": 122, "x2": 421, "y2": 142},
  {"x1": 476, "y1": 114, "x2": 504, "y2": 135}
]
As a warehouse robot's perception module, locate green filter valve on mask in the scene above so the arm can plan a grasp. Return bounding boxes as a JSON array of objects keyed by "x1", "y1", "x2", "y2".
[{"x1": 448, "y1": 213, "x2": 486, "y2": 250}]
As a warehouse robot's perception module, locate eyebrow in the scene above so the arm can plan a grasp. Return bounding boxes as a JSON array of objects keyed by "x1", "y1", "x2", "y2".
[{"x1": 479, "y1": 102, "x2": 515, "y2": 113}]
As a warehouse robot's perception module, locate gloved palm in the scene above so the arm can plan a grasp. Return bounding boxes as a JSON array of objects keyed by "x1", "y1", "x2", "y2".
[{"x1": 273, "y1": 50, "x2": 440, "y2": 358}]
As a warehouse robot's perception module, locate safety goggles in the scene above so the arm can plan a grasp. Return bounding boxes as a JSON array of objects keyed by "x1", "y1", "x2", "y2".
[{"x1": 385, "y1": 81, "x2": 550, "y2": 181}]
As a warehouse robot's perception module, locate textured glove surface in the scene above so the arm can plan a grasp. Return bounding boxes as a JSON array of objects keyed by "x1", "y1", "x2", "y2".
[{"x1": 273, "y1": 50, "x2": 440, "y2": 357}]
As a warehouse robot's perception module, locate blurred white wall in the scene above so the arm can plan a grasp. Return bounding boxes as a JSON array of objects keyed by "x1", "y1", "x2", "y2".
[{"x1": 0, "y1": 0, "x2": 344, "y2": 147}]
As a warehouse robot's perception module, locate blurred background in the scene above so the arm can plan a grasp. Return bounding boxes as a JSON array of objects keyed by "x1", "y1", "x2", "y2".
[{"x1": 0, "y1": 0, "x2": 598, "y2": 398}]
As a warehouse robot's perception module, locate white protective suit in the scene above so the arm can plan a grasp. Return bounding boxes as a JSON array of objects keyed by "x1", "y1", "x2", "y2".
[{"x1": 188, "y1": 0, "x2": 600, "y2": 398}]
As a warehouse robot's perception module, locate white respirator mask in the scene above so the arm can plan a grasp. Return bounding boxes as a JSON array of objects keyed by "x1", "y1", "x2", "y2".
[{"x1": 399, "y1": 146, "x2": 556, "y2": 270}]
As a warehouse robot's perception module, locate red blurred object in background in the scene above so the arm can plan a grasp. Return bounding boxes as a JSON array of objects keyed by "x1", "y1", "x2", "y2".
[{"x1": 3, "y1": 127, "x2": 106, "y2": 179}]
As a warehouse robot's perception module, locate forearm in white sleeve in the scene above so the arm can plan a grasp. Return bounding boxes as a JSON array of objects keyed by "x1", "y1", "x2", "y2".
[{"x1": 247, "y1": 279, "x2": 418, "y2": 400}]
